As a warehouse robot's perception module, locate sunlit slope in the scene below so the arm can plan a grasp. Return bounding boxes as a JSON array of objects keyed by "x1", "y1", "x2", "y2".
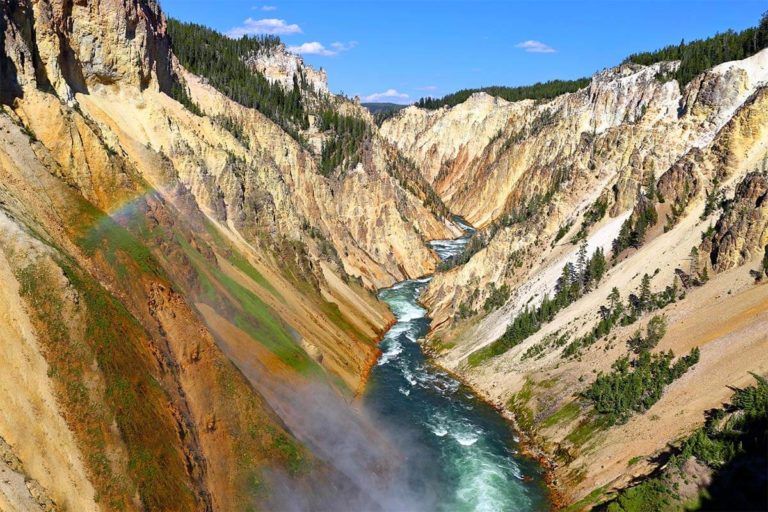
[
  {"x1": 0, "y1": 0, "x2": 458, "y2": 508},
  {"x1": 385, "y1": 44, "x2": 768, "y2": 507}
]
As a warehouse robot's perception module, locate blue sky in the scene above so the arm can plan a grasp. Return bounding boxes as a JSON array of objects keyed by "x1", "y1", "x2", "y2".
[{"x1": 162, "y1": 1, "x2": 766, "y2": 104}]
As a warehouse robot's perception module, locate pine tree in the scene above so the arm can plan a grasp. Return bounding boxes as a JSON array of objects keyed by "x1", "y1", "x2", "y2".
[
  {"x1": 608, "y1": 287, "x2": 621, "y2": 312},
  {"x1": 577, "y1": 240, "x2": 589, "y2": 288},
  {"x1": 644, "y1": 171, "x2": 657, "y2": 201},
  {"x1": 613, "y1": 220, "x2": 631, "y2": 259},
  {"x1": 671, "y1": 275, "x2": 680, "y2": 300},
  {"x1": 166, "y1": 19, "x2": 310, "y2": 139},
  {"x1": 556, "y1": 263, "x2": 573, "y2": 299},
  {"x1": 689, "y1": 246, "x2": 700, "y2": 276},
  {"x1": 646, "y1": 315, "x2": 667, "y2": 347},
  {"x1": 416, "y1": 77, "x2": 591, "y2": 110},
  {"x1": 639, "y1": 274, "x2": 652, "y2": 311},
  {"x1": 626, "y1": 12, "x2": 768, "y2": 88},
  {"x1": 589, "y1": 248, "x2": 607, "y2": 286}
]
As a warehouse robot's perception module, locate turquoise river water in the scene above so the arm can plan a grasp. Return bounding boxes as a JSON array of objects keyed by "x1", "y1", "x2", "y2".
[{"x1": 362, "y1": 227, "x2": 550, "y2": 511}]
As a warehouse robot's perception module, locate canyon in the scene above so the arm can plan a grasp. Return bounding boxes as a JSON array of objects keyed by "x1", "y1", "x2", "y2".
[{"x1": 0, "y1": 0, "x2": 766, "y2": 510}]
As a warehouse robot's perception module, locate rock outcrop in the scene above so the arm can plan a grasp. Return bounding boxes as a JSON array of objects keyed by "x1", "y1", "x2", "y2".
[
  {"x1": 702, "y1": 171, "x2": 768, "y2": 273},
  {"x1": 246, "y1": 42, "x2": 329, "y2": 94}
]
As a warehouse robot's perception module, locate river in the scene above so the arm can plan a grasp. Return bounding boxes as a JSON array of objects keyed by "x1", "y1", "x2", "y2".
[{"x1": 363, "y1": 225, "x2": 550, "y2": 511}]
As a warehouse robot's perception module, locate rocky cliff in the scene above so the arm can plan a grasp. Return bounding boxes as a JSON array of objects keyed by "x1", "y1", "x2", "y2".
[
  {"x1": 383, "y1": 49, "x2": 768, "y2": 329},
  {"x1": 383, "y1": 48, "x2": 768, "y2": 506},
  {"x1": 0, "y1": 0, "x2": 455, "y2": 509},
  {"x1": 246, "y1": 42, "x2": 329, "y2": 94}
]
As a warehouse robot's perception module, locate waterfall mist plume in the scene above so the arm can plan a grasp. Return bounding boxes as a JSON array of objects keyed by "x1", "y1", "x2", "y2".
[{"x1": 241, "y1": 367, "x2": 441, "y2": 511}]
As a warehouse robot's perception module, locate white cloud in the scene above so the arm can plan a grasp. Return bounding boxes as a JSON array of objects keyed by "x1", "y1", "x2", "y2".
[
  {"x1": 363, "y1": 89, "x2": 410, "y2": 103},
  {"x1": 417, "y1": 85, "x2": 438, "y2": 91},
  {"x1": 226, "y1": 18, "x2": 301, "y2": 38},
  {"x1": 515, "y1": 40, "x2": 556, "y2": 54},
  {"x1": 288, "y1": 42, "x2": 336, "y2": 56},
  {"x1": 251, "y1": 5, "x2": 277, "y2": 11},
  {"x1": 330, "y1": 41, "x2": 358, "y2": 52},
  {"x1": 287, "y1": 40, "x2": 357, "y2": 57}
]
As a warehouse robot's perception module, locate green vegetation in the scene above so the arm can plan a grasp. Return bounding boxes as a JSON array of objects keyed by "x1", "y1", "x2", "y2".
[
  {"x1": 542, "y1": 401, "x2": 581, "y2": 429},
  {"x1": 317, "y1": 109, "x2": 370, "y2": 176},
  {"x1": 562, "y1": 275, "x2": 681, "y2": 359},
  {"x1": 384, "y1": 153, "x2": 451, "y2": 219},
  {"x1": 565, "y1": 416, "x2": 608, "y2": 448},
  {"x1": 361, "y1": 102, "x2": 406, "y2": 115},
  {"x1": 16, "y1": 265, "x2": 131, "y2": 508},
  {"x1": 628, "y1": 315, "x2": 667, "y2": 354},
  {"x1": 427, "y1": 336, "x2": 456, "y2": 353},
  {"x1": 483, "y1": 283, "x2": 511, "y2": 313},
  {"x1": 213, "y1": 115, "x2": 250, "y2": 147},
  {"x1": 482, "y1": 166, "x2": 577, "y2": 248},
  {"x1": 416, "y1": 78, "x2": 591, "y2": 110},
  {"x1": 418, "y1": 12, "x2": 768, "y2": 113},
  {"x1": 612, "y1": 195, "x2": 659, "y2": 259},
  {"x1": 680, "y1": 374, "x2": 767, "y2": 469},
  {"x1": 437, "y1": 234, "x2": 486, "y2": 272},
  {"x1": 76, "y1": 208, "x2": 159, "y2": 279},
  {"x1": 574, "y1": 197, "x2": 609, "y2": 243},
  {"x1": 625, "y1": 12, "x2": 768, "y2": 87},
  {"x1": 601, "y1": 374, "x2": 768, "y2": 511},
  {"x1": 229, "y1": 250, "x2": 282, "y2": 299},
  {"x1": 167, "y1": 19, "x2": 379, "y2": 176},
  {"x1": 521, "y1": 331, "x2": 570, "y2": 361},
  {"x1": 491, "y1": 188, "x2": 562, "y2": 234},
  {"x1": 169, "y1": 79, "x2": 203, "y2": 116},
  {"x1": 270, "y1": 430, "x2": 305, "y2": 476},
  {"x1": 467, "y1": 243, "x2": 607, "y2": 366},
  {"x1": 664, "y1": 180, "x2": 694, "y2": 232},
  {"x1": 583, "y1": 347, "x2": 700, "y2": 426},
  {"x1": 554, "y1": 221, "x2": 573, "y2": 243},
  {"x1": 177, "y1": 234, "x2": 315, "y2": 373},
  {"x1": 167, "y1": 19, "x2": 309, "y2": 138},
  {"x1": 701, "y1": 178, "x2": 723, "y2": 220},
  {"x1": 506, "y1": 380, "x2": 535, "y2": 434},
  {"x1": 441, "y1": 184, "x2": 569, "y2": 273},
  {"x1": 604, "y1": 478, "x2": 676, "y2": 512},
  {"x1": 563, "y1": 486, "x2": 609, "y2": 512},
  {"x1": 454, "y1": 288, "x2": 479, "y2": 320}
]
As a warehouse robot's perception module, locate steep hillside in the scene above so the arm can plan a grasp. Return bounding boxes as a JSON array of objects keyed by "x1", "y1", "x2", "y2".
[
  {"x1": 383, "y1": 47, "x2": 768, "y2": 328},
  {"x1": 165, "y1": 18, "x2": 459, "y2": 289},
  {"x1": 383, "y1": 32, "x2": 768, "y2": 508},
  {"x1": 0, "y1": 0, "x2": 455, "y2": 509}
]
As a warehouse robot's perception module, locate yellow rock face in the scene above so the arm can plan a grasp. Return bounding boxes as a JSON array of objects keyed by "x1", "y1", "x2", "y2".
[{"x1": 0, "y1": 0, "x2": 458, "y2": 509}]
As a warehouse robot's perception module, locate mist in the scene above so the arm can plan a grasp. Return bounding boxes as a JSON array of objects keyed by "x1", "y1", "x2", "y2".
[{"x1": 244, "y1": 372, "x2": 442, "y2": 512}]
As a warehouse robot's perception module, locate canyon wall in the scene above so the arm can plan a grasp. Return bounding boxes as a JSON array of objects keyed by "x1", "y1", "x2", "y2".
[
  {"x1": 0, "y1": 0, "x2": 454, "y2": 509},
  {"x1": 382, "y1": 49, "x2": 768, "y2": 505}
]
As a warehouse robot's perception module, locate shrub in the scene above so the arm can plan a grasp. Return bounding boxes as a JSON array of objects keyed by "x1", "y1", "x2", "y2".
[
  {"x1": 628, "y1": 315, "x2": 667, "y2": 354},
  {"x1": 583, "y1": 348, "x2": 700, "y2": 425}
]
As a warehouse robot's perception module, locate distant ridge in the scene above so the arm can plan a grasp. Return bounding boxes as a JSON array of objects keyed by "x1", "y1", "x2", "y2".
[{"x1": 362, "y1": 102, "x2": 408, "y2": 124}]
